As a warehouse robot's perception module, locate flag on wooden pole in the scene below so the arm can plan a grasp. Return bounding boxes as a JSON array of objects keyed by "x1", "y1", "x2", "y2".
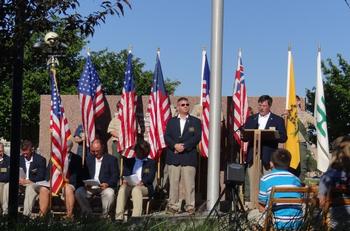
[
  {"x1": 285, "y1": 48, "x2": 300, "y2": 169},
  {"x1": 315, "y1": 48, "x2": 330, "y2": 172},
  {"x1": 199, "y1": 50, "x2": 210, "y2": 158},
  {"x1": 147, "y1": 50, "x2": 171, "y2": 160},
  {"x1": 117, "y1": 50, "x2": 137, "y2": 158},
  {"x1": 78, "y1": 55, "x2": 106, "y2": 146},
  {"x1": 50, "y1": 68, "x2": 71, "y2": 195},
  {"x1": 232, "y1": 49, "x2": 249, "y2": 150}
]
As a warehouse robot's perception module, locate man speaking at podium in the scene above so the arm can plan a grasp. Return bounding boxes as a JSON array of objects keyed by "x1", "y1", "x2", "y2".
[
  {"x1": 243, "y1": 95, "x2": 287, "y2": 206},
  {"x1": 243, "y1": 95, "x2": 287, "y2": 171}
]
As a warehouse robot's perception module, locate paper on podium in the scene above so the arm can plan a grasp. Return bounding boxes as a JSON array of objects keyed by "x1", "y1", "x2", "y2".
[
  {"x1": 35, "y1": 180, "x2": 50, "y2": 188},
  {"x1": 83, "y1": 179, "x2": 100, "y2": 187},
  {"x1": 19, "y1": 167, "x2": 26, "y2": 179},
  {"x1": 124, "y1": 174, "x2": 140, "y2": 186}
]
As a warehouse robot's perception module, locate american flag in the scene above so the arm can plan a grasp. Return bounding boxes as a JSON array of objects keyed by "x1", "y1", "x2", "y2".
[
  {"x1": 147, "y1": 51, "x2": 171, "y2": 160},
  {"x1": 50, "y1": 68, "x2": 71, "y2": 195},
  {"x1": 232, "y1": 50, "x2": 249, "y2": 149},
  {"x1": 117, "y1": 51, "x2": 137, "y2": 158},
  {"x1": 199, "y1": 50, "x2": 210, "y2": 158},
  {"x1": 78, "y1": 56, "x2": 105, "y2": 147}
]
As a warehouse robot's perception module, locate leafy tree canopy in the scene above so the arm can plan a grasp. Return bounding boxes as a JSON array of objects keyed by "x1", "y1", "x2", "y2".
[
  {"x1": 306, "y1": 54, "x2": 350, "y2": 142},
  {"x1": 0, "y1": 31, "x2": 181, "y2": 144}
]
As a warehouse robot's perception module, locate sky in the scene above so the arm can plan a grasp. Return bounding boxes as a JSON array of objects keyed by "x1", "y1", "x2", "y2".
[{"x1": 80, "y1": 0, "x2": 350, "y2": 97}]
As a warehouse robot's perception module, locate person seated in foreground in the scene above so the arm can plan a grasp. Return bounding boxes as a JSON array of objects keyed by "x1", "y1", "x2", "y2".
[
  {"x1": 75, "y1": 138, "x2": 119, "y2": 218},
  {"x1": 318, "y1": 135, "x2": 350, "y2": 229},
  {"x1": 37, "y1": 141, "x2": 83, "y2": 218},
  {"x1": 115, "y1": 139, "x2": 156, "y2": 221},
  {"x1": 248, "y1": 148, "x2": 302, "y2": 229},
  {"x1": 17, "y1": 140, "x2": 47, "y2": 217}
]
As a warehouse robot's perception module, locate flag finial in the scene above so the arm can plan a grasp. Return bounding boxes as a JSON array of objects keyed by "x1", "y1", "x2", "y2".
[
  {"x1": 288, "y1": 44, "x2": 291, "y2": 51},
  {"x1": 318, "y1": 45, "x2": 321, "y2": 52},
  {"x1": 86, "y1": 47, "x2": 91, "y2": 56}
]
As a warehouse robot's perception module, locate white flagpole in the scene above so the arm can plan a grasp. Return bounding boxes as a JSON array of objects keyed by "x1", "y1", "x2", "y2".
[
  {"x1": 286, "y1": 47, "x2": 291, "y2": 109},
  {"x1": 207, "y1": 0, "x2": 223, "y2": 211}
]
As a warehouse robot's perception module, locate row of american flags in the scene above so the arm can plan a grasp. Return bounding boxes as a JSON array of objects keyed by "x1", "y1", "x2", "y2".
[{"x1": 49, "y1": 49, "x2": 249, "y2": 194}]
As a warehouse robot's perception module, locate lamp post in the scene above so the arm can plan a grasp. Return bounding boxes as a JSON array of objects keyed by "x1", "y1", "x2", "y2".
[{"x1": 8, "y1": 31, "x2": 66, "y2": 221}]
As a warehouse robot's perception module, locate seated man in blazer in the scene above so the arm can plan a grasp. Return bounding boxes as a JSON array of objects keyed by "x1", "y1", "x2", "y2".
[
  {"x1": 36, "y1": 140, "x2": 83, "y2": 218},
  {"x1": 18, "y1": 140, "x2": 47, "y2": 217},
  {"x1": 75, "y1": 138, "x2": 119, "y2": 218},
  {"x1": 0, "y1": 142, "x2": 10, "y2": 215},
  {"x1": 115, "y1": 139, "x2": 156, "y2": 220}
]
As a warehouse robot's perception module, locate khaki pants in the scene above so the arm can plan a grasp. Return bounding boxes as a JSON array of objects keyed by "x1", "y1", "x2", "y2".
[
  {"x1": 168, "y1": 165, "x2": 196, "y2": 211},
  {"x1": 23, "y1": 183, "x2": 41, "y2": 216},
  {"x1": 115, "y1": 184, "x2": 148, "y2": 220},
  {"x1": 0, "y1": 182, "x2": 9, "y2": 215},
  {"x1": 75, "y1": 186, "x2": 115, "y2": 217}
]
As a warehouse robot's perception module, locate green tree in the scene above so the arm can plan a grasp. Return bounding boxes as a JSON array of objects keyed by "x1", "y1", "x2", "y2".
[
  {"x1": 90, "y1": 49, "x2": 180, "y2": 96},
  {"x1": 0, "y1": 35, "x2": 181, "y2": 143},
  {"x1": 0, "y1": 0, "x2": 131, "y2": 147},
  {"x1": 306, "y1": 54, "x2": 350, "y2": 142}
]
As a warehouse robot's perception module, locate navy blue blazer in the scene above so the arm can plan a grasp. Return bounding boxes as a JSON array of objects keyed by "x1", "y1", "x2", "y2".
[
  {"x1": 85, "y1": 153, "x2": 119, "y2": 188},
  {"x1": 122, "y1": 157, "x2": 156, "y2": 197},
  {"x1": 19, "y1": 153, "x2": 47, "y2": 183},
  {"x1": 243, "y1": 112, "x2": 287, "y2": 167},
  {"x1": 0, "y1": 154, "x2": 10, "y2": 183},
  {"x1": 45, "y1": 152, "x2": 83, "y2": 189},
  {"x1": 165, "y1": 115, "x2": 201, "y2": 167}
]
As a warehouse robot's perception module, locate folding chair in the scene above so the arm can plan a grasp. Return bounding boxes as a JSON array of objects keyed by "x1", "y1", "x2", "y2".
[
  {"x1": 263, "y1": 186, "x2": 318, "y2": 231},
  {"x1": 322, "y1": 188, "x2": 350, "y2": 231}
]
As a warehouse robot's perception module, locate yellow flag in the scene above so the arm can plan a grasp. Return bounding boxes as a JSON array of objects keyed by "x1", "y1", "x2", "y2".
[{"x1": 285, "y1": 50, "x2": 300, "y2": 169}]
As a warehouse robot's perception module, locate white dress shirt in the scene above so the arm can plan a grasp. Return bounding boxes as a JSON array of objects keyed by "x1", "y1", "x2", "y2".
[
  {"x1": 25, "y1": 157, "x2": 33, "y2": 180},
  {"x1": 132, "y1": 158, "x2": 145, "y2": 182},
  {"x1": 94, "y1": 157, "x2": 103, "y2": 182},
  {"x1": 258, "y1": 112, "x2": 271, "y2": 130},
  {"x1": 178, "y1": 114, "x2": 189, "y2": 136}
]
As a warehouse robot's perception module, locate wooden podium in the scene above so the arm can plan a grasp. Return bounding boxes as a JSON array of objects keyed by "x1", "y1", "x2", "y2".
[{"x1": 242, "y1": 129, "x2": 280, "y2": 208}]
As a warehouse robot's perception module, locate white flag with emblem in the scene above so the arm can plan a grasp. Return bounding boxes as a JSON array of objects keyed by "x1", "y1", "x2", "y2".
[{"x1": 315, "y1": 48, "x2": 330, "y2": 172}]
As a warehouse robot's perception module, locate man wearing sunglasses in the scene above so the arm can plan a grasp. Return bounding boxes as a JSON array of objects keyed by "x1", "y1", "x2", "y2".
[{"x1": 165, "y1": 97, "x2": 201, "y2": 215}]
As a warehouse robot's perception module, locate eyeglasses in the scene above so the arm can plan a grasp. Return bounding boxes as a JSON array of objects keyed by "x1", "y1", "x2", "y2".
[{"x1": 180, "y1": 103, "x2": 190, "y2": 107}]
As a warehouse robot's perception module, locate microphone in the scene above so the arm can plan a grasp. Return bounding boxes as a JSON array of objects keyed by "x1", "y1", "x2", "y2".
[{"x1": 233, "y1": 125, "x2": 244, "y2": 133}]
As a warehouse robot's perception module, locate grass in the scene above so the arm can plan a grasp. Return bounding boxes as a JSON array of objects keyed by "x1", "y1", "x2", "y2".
[{"x1": 0, "y1": 215, "x2": 223, "y2": 231}]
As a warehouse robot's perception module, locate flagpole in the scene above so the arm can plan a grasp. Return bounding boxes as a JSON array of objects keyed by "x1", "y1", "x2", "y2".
[
  {"x1": 207, "y1": 0, "x2": 224, "y2": 210},
  {"x1": 156, "y1": 48, "x2": 161, "y2": 185},
  {"x1": 48, "y1": 58, "x2": 58, "y2": 216},
  {"x1": 81, "y1": 49, "x2": 91, "y2": 168},
  {"x1": 200, "y1": 48, "x2": 206, "y2": 105},
  {"x1": 286, "y1": 47, "x2": 291, "y2": 109},
  {"x1": 82, "y1": 140, "x2": 86, "y2": 167}
]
